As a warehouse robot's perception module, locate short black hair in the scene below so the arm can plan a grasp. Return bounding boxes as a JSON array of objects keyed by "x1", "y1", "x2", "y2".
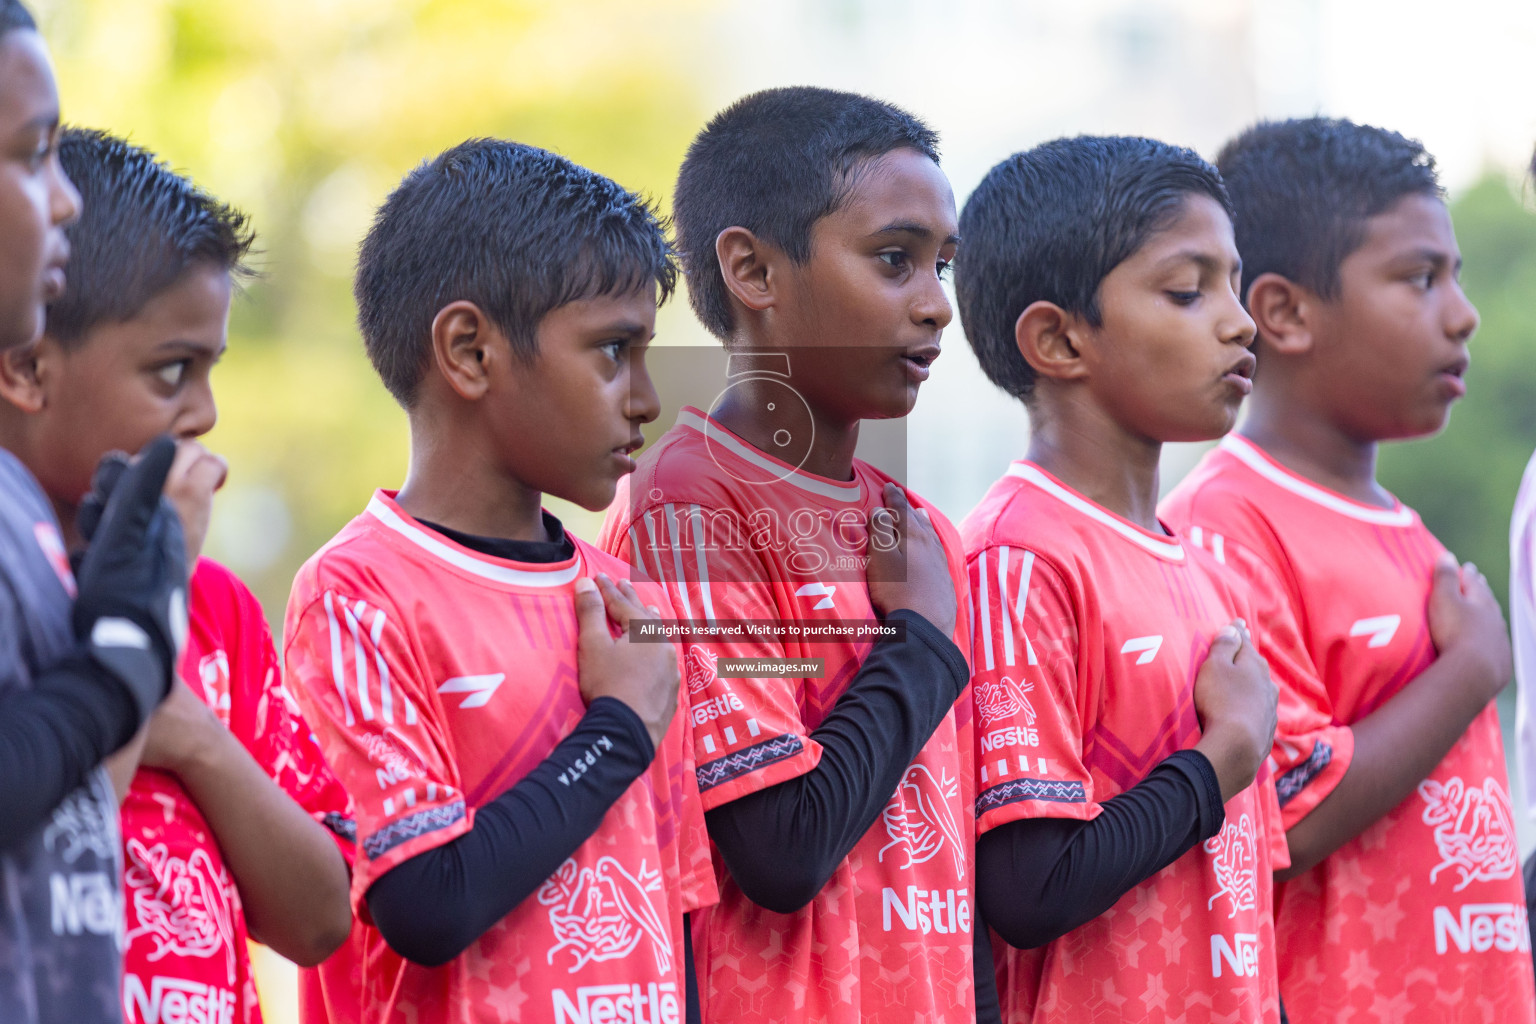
[
  {"x1": 674, "y1": 86, "x2": 940, "y2": 340},
  {"x1": 1216, "y1": 117, "x2": 1442, "y2": 300},
  {"x1": 356, "y1": 138, "x2": 676, "y2": 407},
  {"x1": 956, "y1": 135, "x2": 1229, "y2": 401},
  {"x1": 1, "y1": 0, "x2": 35, "y2": 35},
  {"x1": 47, "y1": 127, "x2": 255, "y2": 346}
]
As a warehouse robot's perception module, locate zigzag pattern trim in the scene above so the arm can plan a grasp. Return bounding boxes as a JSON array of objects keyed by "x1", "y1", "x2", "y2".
[
  {"x1": 977, "y1": 777, "x2": 1087, "y2": 814},
  {"x1": 1276, "y1": 741, "x2": 1333, "y2": 808},
  {"x1": 697, "y1": 735, "x2": 804, "y2": 792},
  {"x1": 362, "y1": 800, "x2": 466, "y2": 859}
]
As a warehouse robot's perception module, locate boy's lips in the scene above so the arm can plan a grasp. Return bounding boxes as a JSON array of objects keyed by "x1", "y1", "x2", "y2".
[
  {"x1": 902, "y1": 343, "x2": 941, "y2": 383},
  {"x1": 1436, "y1": 357, "x2": 1469, "y2": 398},
  {"x1": 41, "y1": 260, "x2": 67, "y2": 301},
  {"x1": 1221, "y1": 352, "x2": 1256, "y2": 395},
  {"x1": 611, "y1": 435, "x2": 644, "y2": 471}
]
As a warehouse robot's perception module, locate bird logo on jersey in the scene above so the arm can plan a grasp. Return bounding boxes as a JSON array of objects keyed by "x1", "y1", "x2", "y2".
[
  {"x1": 1418, "y1": 776, "x2": 1519, "y2": 891},
  {"x1": 685, "y1": 646, "x2": 718, "y2": 696},
  {"x1": 1203, "y1": 813, "x2": 1258, "y2": 917},
  {"x1": 974, "y1": 677, "x2": 1036, "y2": 729},
  {"x1": 124, "y1": 839, "x2": 239, "y2": 984},
  {"x1": 538, "y1": 856, "x2": 673, "y2": 976},
  {"x1": 879, "y1": 764, "x2": 966, "y2": 880}
]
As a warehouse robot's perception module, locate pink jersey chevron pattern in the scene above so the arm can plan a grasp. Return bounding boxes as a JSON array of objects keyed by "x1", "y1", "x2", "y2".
[
  {"x1": 1162, "y1": 434, "x2": 1536, "y2": 1023},
  {"x1": 964, "y1": 460, "x2": 1287, "y2": 1024}
]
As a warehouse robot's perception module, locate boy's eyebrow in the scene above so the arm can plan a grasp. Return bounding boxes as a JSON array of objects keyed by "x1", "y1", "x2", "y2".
[
  {"x1": 19, "y1": 110, "x2": 58, "y2": 133},
  {"x1": 154, "y1": 338, "x2": 227, "y2": 357},
  {"x1": 594, "y1": 319, "x2": 650, "y2": 337},
  {"x1": 870, "y1": 221, "x2": 962, "y2": 246},
  {"x1": 1399, "y1": 247, "x2": 1460, "y2": 271},
  {"x1": 1155, "y1": 250, "x2": 1241, "y2": 275}
]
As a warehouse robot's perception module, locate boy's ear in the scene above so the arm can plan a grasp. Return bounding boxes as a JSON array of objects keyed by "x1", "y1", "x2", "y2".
[
  {"x1": 715, "y1": 226, "x2": 777, "y2": 314},
  {"x1": 429, "y1": 300, "x2": 501, "y2": 402},
  {"x1": 0, "y1": 341, "x2": 48, "y2": 414},
  {"x1": 1015, "y1": 301, "x2": 1089, "y2": 384},
  {"x1": 1245, "y1": 272, "x2": 1315, "y2": 355}
]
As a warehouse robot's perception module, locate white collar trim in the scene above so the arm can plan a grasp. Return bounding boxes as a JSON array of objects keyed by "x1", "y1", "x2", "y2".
[
  {"x1": 1220, "y1": 436, "x2": 1414, "y2": 527},
  {"x1": 365, "y1": 495, "x2": 582, "y2": 587},
  {"x1": 1005, "y1": 463, "x2": 1185, "y2": 561},
  {"x1": 675, "y1": 408, "x2": 865, "y2": 502}
]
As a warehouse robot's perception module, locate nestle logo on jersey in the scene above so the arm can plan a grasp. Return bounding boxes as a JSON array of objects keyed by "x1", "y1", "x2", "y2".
[
  {"x1": 691, "y1": 692, "x2": 744, "y2": 726},
  {"x1": 124, "y1": 975, "x2": 235, "y2": 1024},
  {"x1": 1210, "y1": 933, "x2": 1259, "y2": 978},
  {"x1": 981, "y1": 726, "x2": 1039, "y2": 751},
  {"x1": 552, "y1": 982, "x2": 679, "y2": 1024},
  {"x1": 881, "y1": 886, "x2": 971, "y2": 935},
  {"x1": 49, "y1": 870, "x2": 117, "y2": 937},
  {"x1": 1434, "y1": 903, "x2": 1530, "y2": 955}
]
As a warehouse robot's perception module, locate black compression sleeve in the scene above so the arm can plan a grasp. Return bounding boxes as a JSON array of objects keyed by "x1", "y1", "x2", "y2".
[
  {"x1": 977, "y1": 749, "x2": 1224, "y2": 950},
  {"x1": 365, "y1": 697, "x2": 656, "y2": 966},
  {"x1": 685, "y1": 916, "x2": 700, "y2": 1024},
  {"x1": 0, "y1": 651, "x2": 141, "y2": 851},
  {"x1": 973, "y1": 902, "x2": 1001, "y2": 1024},
  {"x1": 705, "y1": 610, "x2": 970, "y2": 913}
]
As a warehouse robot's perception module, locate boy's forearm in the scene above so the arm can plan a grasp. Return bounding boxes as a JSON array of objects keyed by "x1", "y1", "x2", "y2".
[
  {"x1": 707, "y1": 611, "x2": 969, "y2": 912},
  {"x1": 365, "y1": 697, "x2": 655, "y2": 966},
  {"x1": 173, "y1": 725, "x2": 352, "y2": 965},
  {"x1": 1279, "y1": 646, "x2": 1501, "y2": 879}
]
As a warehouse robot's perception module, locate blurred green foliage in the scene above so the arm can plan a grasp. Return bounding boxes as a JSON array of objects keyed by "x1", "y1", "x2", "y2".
[
  {"x1": 1379, "y1": 174, "x2": 1536, "y2": 612},
  {"x1": 35, "y1": 0, "x2": 716, "y2": 622}
]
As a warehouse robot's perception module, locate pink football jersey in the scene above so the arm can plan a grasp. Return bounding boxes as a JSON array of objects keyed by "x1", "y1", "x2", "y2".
[
  {"x1": 121, "y1": 559, "x2": 352, "y2": 1024},
  {"x1": 599, "y1": 408, "x2": 976, "y2": 1024},
  {"x1": 283, "y1": 492, "x2": 715, "y2": 1024},
  {"x1": 965, "y1": 460, "x2": 1287, "y2": 1024},
  {"x1": 1163, "y1": 434, "x2": 1535, "y2": 1023}
]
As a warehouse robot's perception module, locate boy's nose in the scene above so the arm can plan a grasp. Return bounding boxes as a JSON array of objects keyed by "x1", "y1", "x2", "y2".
[
  {"x1": 1445, "y1": 282, "x2": 1479, "y2": 343},
  {"x1": 626, "y1": 362, "x2": 661, "y2": 425},
  {"x1": 178, "y1": 382, "x2": 218, "y2": 438},
  {"x1": 912, "y1": 276, "x2": 953, "y2": 330}
]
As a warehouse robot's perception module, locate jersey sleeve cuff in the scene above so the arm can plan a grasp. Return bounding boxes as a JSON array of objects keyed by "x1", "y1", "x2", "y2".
[
  {"x1": 1275, "y1": 723, "x2": 1355, "y2": 831},
  {"x1": 1163, "y1": 749, "x2": 1225, "y2": 841},
  {"x1": 886, "y1": 609, "x2": 970, "y2": 701}
]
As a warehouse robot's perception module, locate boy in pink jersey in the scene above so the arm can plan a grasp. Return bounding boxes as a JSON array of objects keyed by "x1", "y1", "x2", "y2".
[
  {"x1": 1163, "y1": 117, "x2": 1535, "y2": 1021},
  {"x1": 0, "y1": 127, "x2": 353, "y2": 1023},
  {"x1": 282, "y1": 138, "x2": 714, "y2": 1024},
  {"x1": 598, "y1": 87, "x2": 977, "y2": 1023},
  {"x1": 954, "y1": 136, "x2": 1284, "y2": 1023}
]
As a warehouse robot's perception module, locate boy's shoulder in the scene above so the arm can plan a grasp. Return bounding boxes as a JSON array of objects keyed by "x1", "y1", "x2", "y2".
[
  {"x1": 960, "y1": 460, "x2": 1182, "y2": 571},
  {"x1": 626, "y1": 408, "x2": 880, "y2": 520},
  {"x1": 190, "y1": 557, "x2": 262, "y2": 619},
  {"x1": 1163, "y1": 435, "x2": 1426, "y2": 560},
  {"x1": 289, "y1": 499, "x2": 396, "y2": 606}
]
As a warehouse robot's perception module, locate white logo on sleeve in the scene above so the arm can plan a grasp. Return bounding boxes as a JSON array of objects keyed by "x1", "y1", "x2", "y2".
[
  {"x1": 437, "y1": 673, "x2": 506, "y2": 709},
  {"x1": 795, "y1": 582, "x2": 837, "y2": 610},
  {"x1": 1349, "y1": 615, "x2": 1401, "y2": 648},
  {"x1": 1419, "y1": 776, "x2": 1519, "y2": 891},
  {"x1": 974, "y1": 677, "x2": 1037, "y2": 728},
  {"x1": 538, "y1": 857, "x2": 672, "y2": 975},
  {"x1": 684, "y1": 646, "x2": 718, "y2": 695},
  {"x1": 878, "y1": 764, "x2": 966, "y2": 879},
  {"x1": 1120, "y1": 635, "x2": 1163, "y2": 665}
]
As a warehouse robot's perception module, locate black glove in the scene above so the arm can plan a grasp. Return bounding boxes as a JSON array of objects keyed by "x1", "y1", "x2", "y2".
[
  {"x1": 75, "y1": 450, "x2": 129, "y2": 544},
  {"x1": 71, "y1": 436, "x2": 189, "y2": 724}
]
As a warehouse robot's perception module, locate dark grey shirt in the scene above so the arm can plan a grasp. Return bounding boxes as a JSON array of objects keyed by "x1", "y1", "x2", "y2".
[{"x1": 0, "y1": 449, "x2": 123, "y2": 1024}]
